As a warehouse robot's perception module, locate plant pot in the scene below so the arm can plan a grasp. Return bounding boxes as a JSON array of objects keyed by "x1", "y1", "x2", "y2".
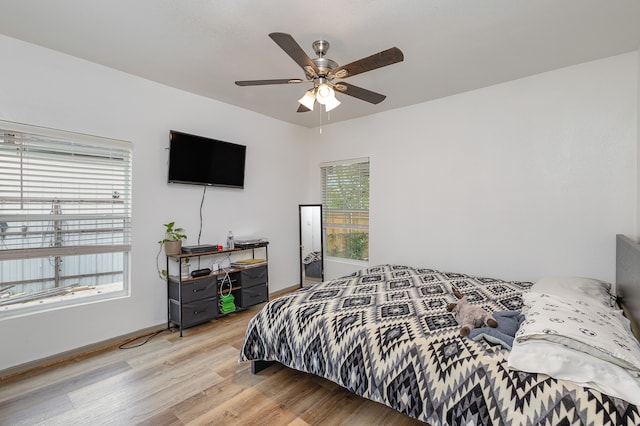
[{"x1": 164, "y1": 240, "x2": 182, "y2": 256}]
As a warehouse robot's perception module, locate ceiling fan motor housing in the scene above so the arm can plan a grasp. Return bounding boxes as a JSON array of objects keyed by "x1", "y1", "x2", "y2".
[
  {"x1": 309, "y1": 39, "x2": 338, "y2": 79},
  {"x1": 310, "y1": 57, "x2": 338, "y2": 78}
]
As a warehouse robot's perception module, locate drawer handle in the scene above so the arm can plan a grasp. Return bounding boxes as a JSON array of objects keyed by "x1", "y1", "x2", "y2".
[{"x1": 193, "y1": 288, "x2": 206, "y2": 293}]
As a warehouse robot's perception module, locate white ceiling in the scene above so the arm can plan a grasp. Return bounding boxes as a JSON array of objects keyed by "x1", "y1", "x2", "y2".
[{"x1": 1, "y1": 1, "x2": 640, "y2": 128}]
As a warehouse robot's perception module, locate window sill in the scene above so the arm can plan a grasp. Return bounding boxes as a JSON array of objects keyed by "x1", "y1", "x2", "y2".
[
  {"x1": 0, "y1": 282, "x2": 128, "y2": 320},
  {"x1": 325, "y1": 257, "x2": 369, "y2": 268}
]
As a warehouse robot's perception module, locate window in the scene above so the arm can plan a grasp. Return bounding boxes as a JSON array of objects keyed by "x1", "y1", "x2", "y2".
[
  {"x1": 0, "y1": 121, "x2": 132, "y2": 315},
  {"x1": 321, "y1": 158, "x2": 369, "y2": 262}
]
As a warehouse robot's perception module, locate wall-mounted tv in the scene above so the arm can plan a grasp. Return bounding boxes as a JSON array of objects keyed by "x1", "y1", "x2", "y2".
[{"x1": 168, "y1": 130, "x2": 246, "y2": 188}]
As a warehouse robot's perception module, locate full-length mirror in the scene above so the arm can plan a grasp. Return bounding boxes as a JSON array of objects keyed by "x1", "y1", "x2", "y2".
[{"x1": 299, "y1": 204, "x2": 323, "y2": 288}]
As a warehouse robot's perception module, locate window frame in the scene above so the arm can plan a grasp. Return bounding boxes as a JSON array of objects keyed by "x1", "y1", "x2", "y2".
[
  {"x1": 320, "y1": 157, "x2": 370, "y2": 264},
  {"x1": 0, "y1": 120, "x2": 132, "y2": 317}
]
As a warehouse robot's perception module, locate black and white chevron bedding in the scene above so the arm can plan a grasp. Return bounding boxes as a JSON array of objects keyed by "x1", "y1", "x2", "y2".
[{"x1": 239, "y1": 265, "x2": 640, "y2": 425}]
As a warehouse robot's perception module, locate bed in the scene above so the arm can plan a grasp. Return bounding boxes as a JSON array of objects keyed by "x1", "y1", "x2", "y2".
[{"x1": 239, "y1": 235, "x2": 640, "y2": 425}]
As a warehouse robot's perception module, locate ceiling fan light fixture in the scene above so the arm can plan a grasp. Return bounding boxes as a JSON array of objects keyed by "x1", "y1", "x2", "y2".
[
  {"x1": 324, "y1": 96, "x2": 341, "y2": 112},
  {"x1": 298, "y1": 90, "x2": 316, "y2": 110},
  {"x1": 316, "y1": 83, "x2": 335, "y2": 105}
]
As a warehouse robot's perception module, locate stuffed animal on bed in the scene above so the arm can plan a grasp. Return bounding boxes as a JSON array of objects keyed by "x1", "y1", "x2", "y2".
[
  {"x1": 467, "y1": 310, "x2": 524, "y2": 349},
  {"x1": 447, "y1": 287, "x2": 498, "y2": 336}
]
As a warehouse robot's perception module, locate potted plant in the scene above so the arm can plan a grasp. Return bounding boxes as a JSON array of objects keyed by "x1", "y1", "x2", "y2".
[{"x1": 159, "y1": 221, "x2": 187, "y2": 256}]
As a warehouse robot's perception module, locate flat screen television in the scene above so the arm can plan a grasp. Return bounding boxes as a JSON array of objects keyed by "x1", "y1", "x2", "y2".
[{"x1": 168, "y1": 130, "x2": 246, "y2": 188}]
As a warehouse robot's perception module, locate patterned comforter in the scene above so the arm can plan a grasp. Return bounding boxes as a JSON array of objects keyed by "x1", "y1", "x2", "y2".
[{"x1": 239, "y1": 265, "x2": 640, "y2": 425}]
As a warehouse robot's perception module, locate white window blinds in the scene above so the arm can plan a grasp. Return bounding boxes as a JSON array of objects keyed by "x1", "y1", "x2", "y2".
[
  {"x1": 320, "y1": 158, "x2": 369, "y2": 261},
  {"x1": 0, "y1": 121, "x2": 132, "y2": 260}
]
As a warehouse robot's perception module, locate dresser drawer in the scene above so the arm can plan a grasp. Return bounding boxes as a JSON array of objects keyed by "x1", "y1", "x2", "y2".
[
  {"x1": 169, "y1": 276, "x2": 217, "y2": 303},
  {"x1": 239, "y1": 266, "x2": 268, "y2": 288},
  {"x1": 170, "y1": 297, "x2": 218, "y2": 327},
  {"x1": 240, "y1": 284, "x2": 268, "y2": 308}
]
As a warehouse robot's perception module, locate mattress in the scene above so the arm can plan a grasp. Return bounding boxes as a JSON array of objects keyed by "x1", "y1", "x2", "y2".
[{"x1": 239, "y1": 264, "x2": 640, "y2": 425}]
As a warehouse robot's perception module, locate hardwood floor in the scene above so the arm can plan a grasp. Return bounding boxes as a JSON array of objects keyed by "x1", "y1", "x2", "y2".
[{"x1": 0, "y1": 305, "x2": 423, "y2": 425}]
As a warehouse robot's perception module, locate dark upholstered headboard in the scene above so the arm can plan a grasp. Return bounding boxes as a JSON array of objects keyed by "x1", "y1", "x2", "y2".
[{"x1": 616, "y1": 234, "x2": 640, "y2": 340}]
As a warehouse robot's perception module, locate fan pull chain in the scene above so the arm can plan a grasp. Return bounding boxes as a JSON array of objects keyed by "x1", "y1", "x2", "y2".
[{"x1": 318, "y1": 105, "x2": 333, "y2": 134}]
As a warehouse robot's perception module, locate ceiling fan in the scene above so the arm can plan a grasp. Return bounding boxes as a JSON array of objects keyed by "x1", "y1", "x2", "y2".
[{"x1": 235, "y1": 32, "x2": 404, "y2": 113}]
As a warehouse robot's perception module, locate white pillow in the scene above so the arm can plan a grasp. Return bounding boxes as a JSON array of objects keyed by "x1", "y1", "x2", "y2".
[
  {"x1": 531, "y1": 276, "x2": 613, "y2": 307},
  {"x1": 509, "y1": 338, "x2": 640, "y2": 405},
  {"x1": 517, "y1": 293, "x2": 640, "y2": 371}
]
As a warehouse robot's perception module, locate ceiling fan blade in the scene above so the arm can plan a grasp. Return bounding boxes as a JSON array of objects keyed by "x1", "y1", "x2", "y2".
[
  {"x1": 329, "y1": 47, "x2": 404, "y2": 79},
  {"x1": 333, "y1": 82, "x2": 386, "y2": 104},
  {"x1": 235, "y1": 78, "x2": 304, "y2": 86},
  {"x1": 269, "y1": 32, "x2": 319, "y2": 77},
  {"x1": 297, "y1": 104, "x2": 311, "y2": 113}
]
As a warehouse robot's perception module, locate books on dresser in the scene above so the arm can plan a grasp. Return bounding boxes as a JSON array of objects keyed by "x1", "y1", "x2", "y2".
[{"x1": 231, "y1": 258, "x2": 267, "y2": 268}]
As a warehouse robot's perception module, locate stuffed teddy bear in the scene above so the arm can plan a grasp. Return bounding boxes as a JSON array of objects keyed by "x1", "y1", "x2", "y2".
[
  {"x1": 467, "y1": 310, "x2": 524, "y2": 349},
  {"x1": 446, "y1": 287, "x2": 498, "y2": 336}
]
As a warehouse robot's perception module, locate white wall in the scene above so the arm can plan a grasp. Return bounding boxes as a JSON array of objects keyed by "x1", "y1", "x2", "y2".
[
  {"x1": 0, "y1": 35, "x2": 312, "y2": 371},
  {"x1": 311, "y1": 52, "x2": 638, "y2": 283}
]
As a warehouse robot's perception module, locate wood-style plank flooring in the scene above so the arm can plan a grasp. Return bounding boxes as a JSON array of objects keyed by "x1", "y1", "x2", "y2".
[{"x1": 0, "y1": 305, "x2": 423, "y2": 425}]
